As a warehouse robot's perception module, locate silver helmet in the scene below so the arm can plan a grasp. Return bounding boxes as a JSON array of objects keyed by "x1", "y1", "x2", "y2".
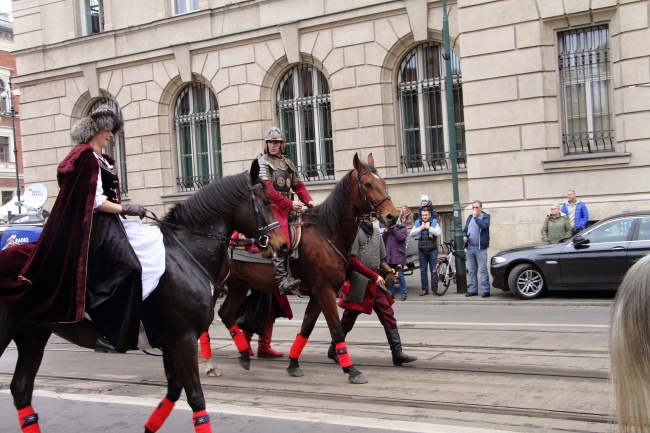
[{"x1": 263, "y1": 126, "x2": 286, "y2": 154}]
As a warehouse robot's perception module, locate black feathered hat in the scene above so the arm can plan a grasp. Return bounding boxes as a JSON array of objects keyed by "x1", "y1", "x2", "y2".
[{"x1": 71, "y1": 105, "x2": 124, "y2": 145}]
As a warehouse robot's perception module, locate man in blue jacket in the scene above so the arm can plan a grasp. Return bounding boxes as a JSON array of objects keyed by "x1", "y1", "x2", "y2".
[
  {"x1": 462, "y1": 200, "x2": 491, "y2": 298},
  {"x1": 561, "y1": 190, "x2": 589, "y2": 235}
]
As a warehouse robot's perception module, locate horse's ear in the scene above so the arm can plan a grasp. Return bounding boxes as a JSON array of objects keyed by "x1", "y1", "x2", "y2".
[
  {"x1": 353, "y1": 153, "x2": 363, "y2": 172},
  {"x1": 250, "y1": 159, "x2": 260, "y2": 182},
  {"x1": 367, "y1": 153, "x2": 375, "y2": 167}
]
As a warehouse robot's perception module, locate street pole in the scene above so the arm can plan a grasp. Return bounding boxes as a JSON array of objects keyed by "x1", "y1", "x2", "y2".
[
  {"x1": 8, "y1": 77, "x2": 21, "y2": 214},
  {"x1": 442, "y1": 0, "x2": 466, "y2": 293}
]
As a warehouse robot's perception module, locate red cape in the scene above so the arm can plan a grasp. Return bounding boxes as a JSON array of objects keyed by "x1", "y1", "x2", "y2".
[{"x1": 0, "y1": 145, "x2": 107, "y2": 322}]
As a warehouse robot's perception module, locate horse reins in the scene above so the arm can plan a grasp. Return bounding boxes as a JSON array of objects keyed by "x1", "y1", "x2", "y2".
[{"x1": 142, "y1": 178, "x2": 281, "y2": 289}]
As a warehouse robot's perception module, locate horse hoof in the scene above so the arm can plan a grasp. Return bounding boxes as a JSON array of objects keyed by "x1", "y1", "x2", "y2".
[
  {"x1": 238, "y1": 357, "x2": 251, "y2": 370},
  {"x1": 287, "y1": 367, "x2": 304, "y2": 377},
  {"x1": 206, "y1": 367, "x2": 222, "y2": 377},
  {"x1": 348, "y1": 373, "x2": 368, "y2": 384}
]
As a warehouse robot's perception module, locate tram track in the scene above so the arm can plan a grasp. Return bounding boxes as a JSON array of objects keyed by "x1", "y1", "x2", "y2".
[{"x1": 0, "y1": 357, "x2": 612, "y2": 426}]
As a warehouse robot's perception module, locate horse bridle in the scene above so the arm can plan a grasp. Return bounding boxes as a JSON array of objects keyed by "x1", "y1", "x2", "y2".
[
  {"x1": 247, "y1": 178, "x2": 280, "y2": 249},
  {"x1": 356, "y1": 169, "x2": 391, "y2": 218}
]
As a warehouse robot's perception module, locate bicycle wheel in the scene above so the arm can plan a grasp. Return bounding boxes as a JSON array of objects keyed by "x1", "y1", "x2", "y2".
[{"x1": 434, "y1": 261, "x2": 450, "y2": 296}]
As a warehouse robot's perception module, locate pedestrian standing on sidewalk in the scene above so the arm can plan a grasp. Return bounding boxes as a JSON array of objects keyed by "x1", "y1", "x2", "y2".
[
  {"x1": 382, "y1": 222, "x2": 408, "y2": 301},
  {"x1": 462, "y1": 200, "x2": 491, "y2": 298},
  {"x1": 328, "y1": 221, "x2": 417, "y2": 366},
  {"x1": 410, "y1": 208, "x2": 442, "y2": 296},
  {"x1": 561, "y1": 190, "x2": 589, "y2": 235}
]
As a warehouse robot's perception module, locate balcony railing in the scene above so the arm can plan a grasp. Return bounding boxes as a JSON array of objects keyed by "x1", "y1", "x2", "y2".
[{"x1": 401, "y1": 151, "x2": 467, "y2": 173}]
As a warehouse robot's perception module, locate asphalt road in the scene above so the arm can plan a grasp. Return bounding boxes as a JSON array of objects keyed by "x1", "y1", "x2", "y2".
[{"x1": 0, "y1": 284, "x2": 615, "y2": 433}]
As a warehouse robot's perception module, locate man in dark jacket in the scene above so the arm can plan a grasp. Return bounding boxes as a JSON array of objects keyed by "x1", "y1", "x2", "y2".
[{"x1": 462, "y1": 200, "x2": 491, "y2": 298}]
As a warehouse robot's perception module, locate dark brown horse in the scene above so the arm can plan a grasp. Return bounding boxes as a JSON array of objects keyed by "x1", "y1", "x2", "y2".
[
  {"x1": 0, "y1": 160, "x2": 286, "y2": 433},
  {"x1": 218, "y1": 153, "x2": 398, "y2": 384}
]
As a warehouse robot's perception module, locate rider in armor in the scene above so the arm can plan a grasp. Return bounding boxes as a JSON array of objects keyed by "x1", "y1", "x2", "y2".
[{"x1": 257, "y1": 126, "x2": 318, "y2": 294}]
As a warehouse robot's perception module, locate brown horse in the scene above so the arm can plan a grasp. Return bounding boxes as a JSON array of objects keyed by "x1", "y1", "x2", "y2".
[
  {"x1": 0, "y1": 161, "x2": 286, "y2": 432},
  {"x1": 218, "y1": 153, "x2": 398, "y2": 384}
]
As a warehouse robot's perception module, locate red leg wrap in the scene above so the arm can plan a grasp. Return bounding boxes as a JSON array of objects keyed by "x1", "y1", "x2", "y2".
[
  {"x1": 335, "y1": 342, "x2": 353, "y2": 368},
  {"x1": 288, "y1": 334, "x2": 309, "y2": 359},
  {"x1": 144, "y1": 397, "x2": 175, "y2": 432},
  {"x1": 199, "y1": 332, "x2": 212, "y2": 359},
  {"x1": 17, "y1": 406, "x2": 40, "y2": 433},
  {"x1": 193, "y1": 409, "x2": 212, "y2": 433},
  {"x1": 229, "y1": 325, "x2": 249, "y2": 353}
]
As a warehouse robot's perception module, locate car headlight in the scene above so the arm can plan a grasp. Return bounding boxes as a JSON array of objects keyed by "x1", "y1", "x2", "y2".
[{"x1": 491, "y1": 256, "x2": 507, "y2": 266}]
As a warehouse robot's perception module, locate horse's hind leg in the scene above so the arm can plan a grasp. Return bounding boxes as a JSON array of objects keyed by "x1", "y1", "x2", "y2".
[
  {"x1": 217, "y1": 280, "x2": 253, "y2": 370},
  {"x1": 199, "y1": 332, "x2": 221, "y2": 377},
  {"x1": 286, "y1": 295, "x2": 320, "y2": 378},
  {"x1": 10, "y1": 325, "x2": 51, "y2": 433},
  {"x1": 144, "y1": 349, "x2": 183, "y2": 433}
]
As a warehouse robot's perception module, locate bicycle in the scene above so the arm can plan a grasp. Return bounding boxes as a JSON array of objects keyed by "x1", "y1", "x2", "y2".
[{"x1": 433, "y1": 240, "x2": 459, "y2": 296}]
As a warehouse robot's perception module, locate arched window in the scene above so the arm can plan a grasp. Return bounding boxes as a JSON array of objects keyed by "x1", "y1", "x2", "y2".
[
  {"x1": 398, "y1": 42, "x2": 466, "y2": 172},
  {"x1": 88, "y1": 99, "x2": 128, "y2": 196},
  {"x1": 276, "y1": 64, "x2": 334, "y2": 181},
  {"x1": 174, "y1": 83, "x2": 221, "y2": 191}
]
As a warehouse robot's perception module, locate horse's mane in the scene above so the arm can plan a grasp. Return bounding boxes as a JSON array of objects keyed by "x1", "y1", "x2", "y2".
[
  {"x1": 162, "y1": 172, "x2": 256, "y2": 232},
  {"x1": 308, "y1": 163, "x2": 376, "y2": 236}
]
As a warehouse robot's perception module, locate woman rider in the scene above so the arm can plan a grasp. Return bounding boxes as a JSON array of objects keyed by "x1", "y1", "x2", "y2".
[
  {"x1": 0, "y1": 106, "x2": 165, "y2": 353},
  {"x1": 257, "y1": 126, "x2": 318, "y2": 293}
]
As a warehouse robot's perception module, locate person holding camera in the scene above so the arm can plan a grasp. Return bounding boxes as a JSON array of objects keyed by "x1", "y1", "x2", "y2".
[{"x1": 410, "y1": 208, "x2": 442, "y2": 296}]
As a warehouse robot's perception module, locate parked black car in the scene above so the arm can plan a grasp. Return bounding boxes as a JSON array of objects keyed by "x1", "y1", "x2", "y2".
[{"x1": 490, "y1": 211, "x2": 650, "y2": 299}]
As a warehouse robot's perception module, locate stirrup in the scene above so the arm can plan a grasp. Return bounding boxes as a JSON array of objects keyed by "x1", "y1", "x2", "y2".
[{"x1": 278, "y1": 278, "x2": 301, "y2": 295}]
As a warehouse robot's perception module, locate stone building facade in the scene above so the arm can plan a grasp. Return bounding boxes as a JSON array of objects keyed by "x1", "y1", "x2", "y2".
[{"x1": 10, "y1": 0, "x2": 650, "y2": 253}]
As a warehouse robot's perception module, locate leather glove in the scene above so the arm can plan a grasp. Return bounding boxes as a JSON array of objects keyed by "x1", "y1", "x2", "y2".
[{"x1": 121, "y1": 204, "x2": 147, "y2": 219}]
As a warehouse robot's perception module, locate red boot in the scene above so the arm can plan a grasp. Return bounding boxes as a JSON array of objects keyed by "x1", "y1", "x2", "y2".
[
  {"x1": 257, "y1": 316, "x2": 283, "y2": 357},
  {"x1": 242, "y1": 330, "x2": 254, "y2": 356}
]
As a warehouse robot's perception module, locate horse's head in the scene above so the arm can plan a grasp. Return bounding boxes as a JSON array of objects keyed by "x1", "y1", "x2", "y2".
[
  {"x1": 352, "y1": 153, "x2": 399, "y2": 228},
  {"x1": 234, "y1": 159, "x2": 288, "y2": 254}
]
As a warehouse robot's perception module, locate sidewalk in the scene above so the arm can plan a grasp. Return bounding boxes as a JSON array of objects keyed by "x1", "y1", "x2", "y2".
[{"x1": 284, "y1": 269, "x2": 614, "y2": 307}]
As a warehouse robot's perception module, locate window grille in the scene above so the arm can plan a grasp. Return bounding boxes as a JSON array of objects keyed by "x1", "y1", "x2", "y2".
[
  {"x1": 558, "y1": 25, "x2": 614, "y2": 154},
  {"x1": 277, "y1": 64, "x2": 334, "y2": 181},
  {"x1": 174, "y1": 83, "x2": 222, "y2": 192},
  {"x1": 173, "y1": 0, "x2": 199, "y2": 15},
  {"x1": 89, "y1": 99, "x2": 128, "y2": 196},
  {"x1": 82, "y1": 0, "x2": 104, "y2": 36},
  {"x1": 398, "y1": 42, "x2": 466, "y2": 173},
  {"x1": 0, "y1": 136, "x2": 8, "y2": 162}
]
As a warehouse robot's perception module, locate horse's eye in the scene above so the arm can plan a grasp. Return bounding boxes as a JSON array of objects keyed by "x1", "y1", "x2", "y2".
[{"x1": 364, "y1": 183, "x2": 371, "y2": 188}]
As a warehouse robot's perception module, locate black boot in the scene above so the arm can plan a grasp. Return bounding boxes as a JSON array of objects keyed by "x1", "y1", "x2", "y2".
[
  {"x1": 272, "y1": 252, "x2": 301, "y2": 294},
  {"x1": 385, "y1": 329, "x2": 417, "y2": 366},
  {"x1": 95, "y1": 334, "x2": 117, "y2": 353},
  {"x1": 327, "y1": 341, "x2": 339, "y2": 364}
]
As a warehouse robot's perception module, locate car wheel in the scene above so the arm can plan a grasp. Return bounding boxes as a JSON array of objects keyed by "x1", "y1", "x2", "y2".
[{"x1": 507, "y1": 264, "x2": 546, "y2": 300}]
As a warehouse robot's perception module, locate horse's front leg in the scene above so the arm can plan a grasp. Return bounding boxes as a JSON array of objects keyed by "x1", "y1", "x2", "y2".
[
  {"x1": 10, "y1": 324, "x2": 51, "y2": 433},
  {"x1": 286, "y1": 294, "x2": 321, "y2": 378},
  {"x1": 144, "y1": 348, "x2": 183, "y2": 433},
  {"x1": 317, "y1": 289, "x2": 367, "y2": 384},
  {"x1": 165, "y1": 337, "x2": 213, "y2": 433}
]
